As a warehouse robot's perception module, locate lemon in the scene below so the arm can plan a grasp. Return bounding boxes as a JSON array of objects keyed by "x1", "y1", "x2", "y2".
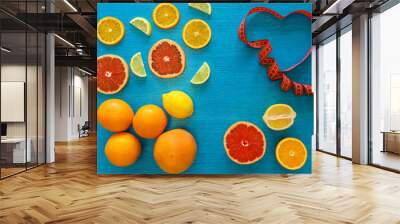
[
  {"x1": 97, "y1": 16, "x2": 125, "y2": 45},
  {"x1": 130, "y1": 17, "x2": 152, "y2": 36},
  {"x1": 152, "y1": 3, "x2": 180, "y2": 29},
  {"x1": 191, "y1": 62, "x2": 210, "y2": 85},
  {"x1": 262, "y1": 104, "x2": 296, "y2": 131},
  {"x1": 162, "y1": 90, "x2": 194, "y2": 119},
  {"x1": 130, "y1": 52, "x2": 146, "y2": 78},
  {"x1": 188, "y1": 3, "x2": 212, "y2": 15},
  {"x1": 182, "y1": 19, "x2": 211, "y2": 49}
]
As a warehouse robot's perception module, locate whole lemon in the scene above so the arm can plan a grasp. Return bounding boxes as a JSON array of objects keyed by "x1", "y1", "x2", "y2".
[
  {"x1": 105, "y1": 132, "x2": 141, "y2": 167},
  {"x1": 162, "y1": 90, "x2": 194, "y2": 119},
  {"x1": 97, "y1": 99, "x2": 134, "y2": 132},
  {"x1": 133, "y1": 104, "x2": 168, "y2": 139},
  {"x1": 154, "y1": 129, "x2": 197, "y2": 174}
]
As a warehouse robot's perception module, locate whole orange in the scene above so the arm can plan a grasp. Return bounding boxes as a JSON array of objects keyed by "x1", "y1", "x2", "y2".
[
  {"x1": 98, "y1": 99, "x2": 134, "y2": 132},
  {"x1": 132, "y1": 104, "x2": 168, "y2": 139},
  {"x1": 153, "y1": 129, "x2": 197, "y2": 174},
  {"x1": 105, "y1": 132, "x2": 141, "y2": 167}
]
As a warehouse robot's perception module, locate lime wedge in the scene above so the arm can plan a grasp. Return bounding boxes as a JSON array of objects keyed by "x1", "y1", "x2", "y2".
[
  {"x1": 130, "y1": 52, "x2": 147, "y2": 78},
  {"x1": 191, "y1": 62, "x2": 210, "y2": 85},
  {"x1": 130, "y1": 17, "x2": 152, "y2": 36},
  {"x1": 188, "y1": 3, "x2": 212, "y2": 15}
]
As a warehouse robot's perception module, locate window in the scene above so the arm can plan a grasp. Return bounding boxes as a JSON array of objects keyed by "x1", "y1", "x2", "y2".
[
  {"x1": 370, "y1": 3, "x2": 400, "y2": 171},
  {"x1": 317, "y1": 36, "x2": 337, "y2": 154},
  {"x1": 0, "y1": 1, "x2": 47, "y2": 179},
  {"x1": 339, "y1": 28, "x2": 352, "y2": 158}
]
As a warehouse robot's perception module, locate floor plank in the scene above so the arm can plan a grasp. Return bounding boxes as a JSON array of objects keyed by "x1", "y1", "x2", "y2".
[{"x1": 0, "y1": 135, "x2": 400, "y2": 224}]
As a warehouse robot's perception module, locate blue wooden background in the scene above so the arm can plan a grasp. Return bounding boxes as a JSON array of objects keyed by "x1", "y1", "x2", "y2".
[{"x1": 97, "y1": 3, "x2": 313, "y2": 174}]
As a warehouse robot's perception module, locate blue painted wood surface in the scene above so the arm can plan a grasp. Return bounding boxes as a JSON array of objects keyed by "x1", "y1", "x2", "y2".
[{"x1": 97, "y1": 3, "x2": 313, "y2": 174}]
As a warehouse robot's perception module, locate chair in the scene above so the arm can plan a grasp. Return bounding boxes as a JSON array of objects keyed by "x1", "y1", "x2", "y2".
[{"x1": 78, "y1": 121, "x2": 90, "y2": 138}]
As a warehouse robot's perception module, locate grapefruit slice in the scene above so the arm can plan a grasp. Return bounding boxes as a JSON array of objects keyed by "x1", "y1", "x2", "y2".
[
  {"x1": 224, "y1": 121, "x2": 266, "y2": 165},
  {"x1": 148, "y1": 39, "x2": 186, "y2": 78},
  {"x1": 97, "y1": 54, "x2": 129, "y2": 94},
  {"x1": 276, "y1": 137, "x2": 307, "y2": 170}
]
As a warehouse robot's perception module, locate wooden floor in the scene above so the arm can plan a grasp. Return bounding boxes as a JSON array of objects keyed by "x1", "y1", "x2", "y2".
[{"x1": 1, "y1": 136, "x2": 400, "y2": 224}]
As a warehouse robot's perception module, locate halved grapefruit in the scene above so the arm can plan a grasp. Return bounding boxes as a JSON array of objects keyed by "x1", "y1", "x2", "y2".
[
  {"x1": 224, "y1": 121, "x2": 266, "y2": 165},
  {"x1": 97, "y1": 54, "x2": 129, "y2": 94},
  {"x1": 148, "y1": 39, "x2": 186, "y2": 78}
]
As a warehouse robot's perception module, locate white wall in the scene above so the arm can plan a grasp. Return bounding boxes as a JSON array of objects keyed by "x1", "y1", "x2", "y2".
[
  {"x1": 1, "y1": 65, "x2": 38, "y2": 138},
  {"x1": 1, "y1": 63, "x2": 46, "y2": 163},
  {"x1": 54, "y1": 67, "x2": 89, "y2": 141}
]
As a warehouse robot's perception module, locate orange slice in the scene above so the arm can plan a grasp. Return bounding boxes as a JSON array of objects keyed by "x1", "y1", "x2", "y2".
[
  {"x1": 97, "y1": 16, "x2": 125, "y2": 45},
  {"x1": 182, "y1": 19, "x2": 211, "y2": 49},
  {"x1": 152, "y1": 3, "x2": 180, "y2": 29},
  {"x1": 276, "y1": 137, "x2": 307, "y2": 170}
]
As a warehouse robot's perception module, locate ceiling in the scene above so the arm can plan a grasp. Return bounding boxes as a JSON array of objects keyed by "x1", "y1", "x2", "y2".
[{"x1": 0, "y1": 0, "x2": 393, "y2": 74}]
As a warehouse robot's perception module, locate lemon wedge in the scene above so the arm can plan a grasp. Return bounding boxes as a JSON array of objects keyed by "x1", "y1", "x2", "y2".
[
  {"x1": 188, "y1": 3, "x2": 212, "y2": 15},
  {"x1": 130, "y1": 17, "x2": 152, "y2": 36},
  {"x1": 191, "y1": 62, "x2": 210, "y2": 85},
  {"x1": 130, "y1": 52, "x2": 146, "y2": 78}
]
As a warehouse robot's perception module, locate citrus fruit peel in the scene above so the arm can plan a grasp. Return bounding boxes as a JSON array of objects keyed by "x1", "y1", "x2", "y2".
[
  {"x1": 148, "y1": 39, "x2": 186, "y2": 78},
  {"x1": 263, "y1": 104, "x2": 296, "y2": 131},
  {"x1": 130, "y1": 17, "x2": 152, "y2": 36},
  {"x1": 105, "y1": 132, "x2": 141, "y2": 167},
  {"x1": 130, "y1": 52, "x2": 147, "y2": 78},
  {"x1": 182, "y1": 19, "x2": 212, "y2": 49},
  {"x1": 162, "y1": 90, "x2": 194, "y2": 119},
  {"x1": 276, "y1": 137, "x2": 307, "y2": 170},
  {"x1": 154, "y1": 129, "x2": 197, "y2": 174},
  {"x1": 97, "y1": 99, "x2": 134, "y2": 132},
  {"x1": 188, "y1": 3, "x2": 212, "y2": 15},
  {"x1": 132, "y1": 104, "x2": 168, "y2": 139},
  {"x1": 97, "y1": 54, "x2": 129, "y2": 94},
  {"x1": 152, "y1": 3, "x2": 180, "y2": 29},
  {"x1": 191, "y1": 62, "x2": 210, "y2": 85},
  {"x1": 97, "y1": 16, "x2": 125, "y2": 45},
  {"x1": 224, "y1": 121, "x2": 266, "y2": 165}
]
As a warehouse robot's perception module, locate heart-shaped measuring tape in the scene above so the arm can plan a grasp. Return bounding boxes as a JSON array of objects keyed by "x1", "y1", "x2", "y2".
[{"x1": 238, "y1": 7, "x2": 313, "y2": 96}]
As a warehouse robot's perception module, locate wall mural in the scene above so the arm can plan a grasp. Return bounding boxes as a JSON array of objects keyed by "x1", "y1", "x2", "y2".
[{"x1": 97, "y1": 3, "x2": 313, "y2": 174}]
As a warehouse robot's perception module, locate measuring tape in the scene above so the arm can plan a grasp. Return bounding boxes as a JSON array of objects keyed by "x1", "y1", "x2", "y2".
[{"x1": 238, "y1": 7, "x2": 313, "y2": 96}]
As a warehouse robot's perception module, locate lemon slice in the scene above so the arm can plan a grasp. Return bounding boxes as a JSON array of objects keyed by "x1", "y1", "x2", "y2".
[
  {"x1": 182, "y1": 19, "x2": 211, "y2": 49},
  {"x1": 152, "y1": 3, "x2": 180, "y2": 29},
  {"x1": 130, "y1": 52, "x2": 146, "y2": 78},
  {"x1": 130, "y1": 17, "x2": 152, "y2": 36},
  {"x1": 191, "y1": 62, "x2": 210, "y2": 85},
  {"x1": 188, "y1": 3, "x2": 212, "y2": 15},
  {"x1": 262, "y1": 104, "x2": 296, "y2": 131},
  {"x1": 97, "y1": 16, "x2": 125, "y2": 45}
]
